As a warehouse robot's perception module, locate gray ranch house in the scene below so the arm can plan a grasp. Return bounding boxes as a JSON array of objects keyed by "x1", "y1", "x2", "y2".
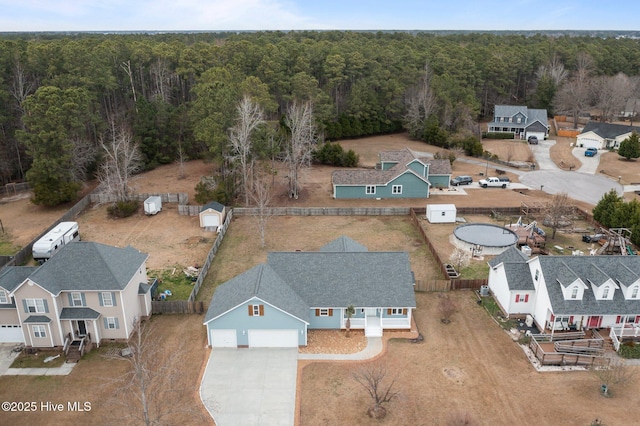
[
  {"x1": 577, "y1": 121, "x2": 640, "y2": 150},
  {"x1": 331, "y1": 148, "x2": 451, "y2": 199},
  {"x1": 487, "y1": 105, "x2": 549, "y2": 141},
  {"x1": 203, "y1": 236, "x2": 416, "y2": 348}
]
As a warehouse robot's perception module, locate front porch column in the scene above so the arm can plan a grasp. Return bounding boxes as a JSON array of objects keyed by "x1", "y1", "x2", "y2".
[{"x1": 93, "y1": 320, "x2": 101, "y2": 348}]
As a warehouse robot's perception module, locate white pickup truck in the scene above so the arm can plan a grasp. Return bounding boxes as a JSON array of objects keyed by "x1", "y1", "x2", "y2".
[{"x1": 478, "y1": 177, "x2": 509, "y2": 188}]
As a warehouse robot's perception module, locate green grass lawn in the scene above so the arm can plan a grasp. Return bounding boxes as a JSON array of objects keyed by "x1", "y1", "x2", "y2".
[
  {"x1": 149, "y1": 266, "x2": 197, "y2": 300},
  {"x1": 481, "y1": 295, "x2": 518, "y2": 330},
  {"x1": 0, "y1": 231, "x2": 20, "y2": 255},
  {"x1": 10, "y1": 350, "x2": 65, "y2": 368}
]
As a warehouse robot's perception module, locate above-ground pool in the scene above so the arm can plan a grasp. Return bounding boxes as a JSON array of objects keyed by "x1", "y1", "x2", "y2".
[{"x1": 452, "y1": 223, "x2": 519, "y2": 255}]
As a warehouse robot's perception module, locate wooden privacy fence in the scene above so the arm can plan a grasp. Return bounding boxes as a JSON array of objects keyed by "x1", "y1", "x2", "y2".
[
  {"x1": 233, "y1": 206, "x2": 411, "y2": 216},
  {"x1": 414, "y1": 279, "x2": 487, "y2": 292},
  {"x1": 187, "y1": 209, "x2": 233, "y2": 302},
  {"x1": 151, "y1": 300, "x2": 206, "y2": 314},
  {"x1": 90, "y1": 192, "x2": 188, "y2": 205}
]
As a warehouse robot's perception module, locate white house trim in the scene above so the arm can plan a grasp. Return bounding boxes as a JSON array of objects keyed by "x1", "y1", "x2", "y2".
[
  {"x1": 51, "y1": 295, "x2": 64, "y2": 346},
  {"x1": 119, "y1": 291, "x2": 129, "y2": 337}
]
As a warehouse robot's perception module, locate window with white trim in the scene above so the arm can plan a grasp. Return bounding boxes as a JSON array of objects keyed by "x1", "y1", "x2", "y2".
[
  {"x1": 0, "y1": 290, "x2": 8, "y2": 304},
  {"x1": 71, "y1": 292, "x2": 83, "y2": 307},
  {"x1": 319, "y1": 308, "x2": 329, "y2": 316},
  {"x1": 26, "y1": 299, "x2": 46, "y2": 313},
  {"x1": 365, "y1": 185, "x2": 376, "y2": 195},
  {"x1": 390, "y1": 308, "x2": 404, "y2": 315},
  {"x1": 603, "y1": 286, "x2": 610, "y2": 298},
  {"x1": 392, "y1": 185, "x2": 402, "y2": 194},
  {"x1": 252, "y1": 305, "x2": 260, "y2": 316},
  {"x1": 106, "y1": 317, "x2": 118, "y2": 329},
  {"x1": 632, "y1": 286, "x2": 639, "y2": 299},
  {"x1": 33, "y1": 325, "x2": 46, "y2": 338},
  {"x1": 101, "y1": 292, "x2": 114, "y2": 307},
  {"x1": 534, "y1": 270, "x2": 540, "y2": 281},
  {"x1": 571, "y1": 287, "x2": 578, "y2": 299}
]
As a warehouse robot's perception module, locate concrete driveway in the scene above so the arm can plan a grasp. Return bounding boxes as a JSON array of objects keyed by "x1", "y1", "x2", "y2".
[{"x1": 200, "y1": 348, "x2": 298, "y2": 426}]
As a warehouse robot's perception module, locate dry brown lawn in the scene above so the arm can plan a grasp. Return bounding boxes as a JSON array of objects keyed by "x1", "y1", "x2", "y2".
[
  {"x1": 298, "y1": 291, "x2": 640, "y2": 426},
  {"x1": 0, "y1": 314, "x2": 210, "y2": 426}
]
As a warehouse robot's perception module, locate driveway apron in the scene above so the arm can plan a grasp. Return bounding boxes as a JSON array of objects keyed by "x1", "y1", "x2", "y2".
[{"x1": 200, "y1": 348, "x2": 298, "y2": 426}]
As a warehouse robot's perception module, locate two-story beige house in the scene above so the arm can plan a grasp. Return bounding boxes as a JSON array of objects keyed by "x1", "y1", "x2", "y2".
[{"x1": 0, "y1": 242, "x2": 152, "y2": 348}]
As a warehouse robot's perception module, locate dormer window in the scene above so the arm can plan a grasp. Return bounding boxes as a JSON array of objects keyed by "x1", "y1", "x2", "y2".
[
  {"x1": 632, "y1": 286, "x2": 639, "y2": 299},
  {"x1": 571, "y1": 287, "x2": 578, "y2": 299},
  {"x1": 603, "y1": 286, "x2": 610, "y2": 298}
]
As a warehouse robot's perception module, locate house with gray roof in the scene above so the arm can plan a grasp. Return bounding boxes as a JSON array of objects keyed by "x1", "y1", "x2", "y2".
[
  {"x1": 0, "y1": 241, "x2": 152, "y2": 351},
  {"x1": 577, "y1": 121, "x2": 640, "y2": 150},
  {"x1": 487, "y1": 105, "x2": 549, "y2": 141},
  {"x1": 488, "y1": 247, "x2": 640, "y2": 334},
  {"x1": 203, "y1": 236, "x2": 416, "y2": 347},
  {"x1": 331, "y1": 147, "x2": 451, "y2": 199}
]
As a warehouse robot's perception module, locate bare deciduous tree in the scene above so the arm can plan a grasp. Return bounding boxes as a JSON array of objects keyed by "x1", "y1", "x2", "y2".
[
  {"x1": 10, "y1": 57, "x2": 36, "y2": 179},
  {"x1": 97, "y1": 121, "x2": 142, "y2": 202},
  {"x1": 104, "y1": 319, "x2": 207, "y2": 425},
  {"x1": 404, "y1": 62, "x2": 437, "y2": 138},
  {"x1": 438, "y1": 294, "x2": 458, "y2": 324},
  {"x1": 536, "y1": 54, "x2": 568, "y2": 86},
  {"x1": 250, "y1": 166, "x2": 275, "y2": 248},
  {"x1": 544, "y1": 192, "x2": 573, "y2": 239},
  {"x1": 591, "y1": 354, "x2": 635, "y2": 397},
  {"x1": 229, "y1": 95, "x2": 265, "y2": 205},
  {"x1": 69, "y1": 135, "x2": 97, "y2": 182},
  {"x1": 352, "y1": 360, "x2": 399, "y2": 420},
  {"x1": 593, "y1": 73, "x2": 632, "y2": 122},
  {"x1": 449, "y1": 248, "x2": 471, "y2": 272},
  {"x1": 284, "y1": 101, "x2": 318, "y2": 199},
  {"x1": 554, "y1": 52, "x2": 594, "y2": 129}
]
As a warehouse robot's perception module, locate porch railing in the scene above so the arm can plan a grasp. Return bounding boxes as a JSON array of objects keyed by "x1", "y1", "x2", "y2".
[
  {"x1": 63, "y1": 333, "x2": 71, "y2": 355},
  {"x1": 609, "y1": 324, "x2": 640, "y2": 351}
]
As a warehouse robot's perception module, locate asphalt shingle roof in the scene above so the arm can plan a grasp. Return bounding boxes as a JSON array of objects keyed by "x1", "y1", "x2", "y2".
[
  {"x1": 204, "y1": 236, "x2": 416, "y2": 323},
  {"x1": 200, "y1": 201, "x2": 225, "y2": 213},
  {"x1": 332, "y1": 147, "x2": 450, "y2": 185},
  {"x1": 539, "y1": 256, "x2": 640, "y2": 315},
  {"x1": 0, "y1": 266, "x2": 38, "y2": 293},
  {"x1": 580, "y1": 121, "x2": 640, "y2": 139},
  {"x1": 59, "y1": 307, "x2": 101, "y2": 320},
  {"x1": 25, "y1": 242, "x2": 148, "y2": 295},
  {"x1": 24, "y1": 315, "x2": 51, "y2": 323},
  {"x1": 488, "y1": 247, "x2": 534, "y2": 291}
]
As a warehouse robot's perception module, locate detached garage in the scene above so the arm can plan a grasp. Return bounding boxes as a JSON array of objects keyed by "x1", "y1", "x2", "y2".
[{"x1": 199, "y1": 201, "x2": 226, "y2": 232}]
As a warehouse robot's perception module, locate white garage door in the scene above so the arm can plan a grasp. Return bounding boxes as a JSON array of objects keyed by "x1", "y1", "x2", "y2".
[
  {"x1": 202, "y1": 214, "x2": 220, "y2": 227},
  {"x1": 210, "y1": 329, "x2": 237, "y2": 348},
  {"x1": 0, "y1": 325, "x2": 24, "y2": 343},
  {"x1": 578, "y1": 138, "x2": 601, "y2": 149},
  {"x1": 248, "y1": 329, "x2": 298, "y2": 348}
]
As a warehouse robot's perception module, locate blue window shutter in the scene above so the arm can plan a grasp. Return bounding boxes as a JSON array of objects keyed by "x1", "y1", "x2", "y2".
[
  {"x1": 81, "y1": 293, "x2": 86, "y2": 306},
  {"x1": 68, "y1": 293, "x2": 73, "y2": 305},
  {"x1": 103, "y1": 318, "x2": 108, "y2": 328},
  {"x1": 112, "y1": 292, "x2": 117, "y2": 307},
  {"x1": 22, "y1": 299, "x2": 28, "y2": 313},
  {"x1": 115, "y1": 318, "x2": 120, "y2": 329},
  {"x1": 43, "y1": 299, "x2": 49, "y2": 313},
  {"x1": 98, "y1": 293, "x2": 103, "y2": 306}
]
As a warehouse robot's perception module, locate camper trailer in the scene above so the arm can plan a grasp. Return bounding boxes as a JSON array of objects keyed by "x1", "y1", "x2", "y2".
[
  {"x1": 32, "y1": 221, "x2": 80, "y2": 263},
  {"x1": 144, "y1": 196, "x2": 162, "y2": 215}
]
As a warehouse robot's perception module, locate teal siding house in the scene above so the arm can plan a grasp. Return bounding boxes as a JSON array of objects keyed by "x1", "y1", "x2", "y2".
[
  {"x1": 332, "y1": 148, "x2": 452, "y2": 199},
  {"x1": 203, "y1": 236, "x2": 416, "y2": 348}
]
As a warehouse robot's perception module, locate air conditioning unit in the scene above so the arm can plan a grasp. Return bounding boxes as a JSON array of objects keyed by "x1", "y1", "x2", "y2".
[{"x1": 525, "y1": 315, "x2": 534, "y2": 327}]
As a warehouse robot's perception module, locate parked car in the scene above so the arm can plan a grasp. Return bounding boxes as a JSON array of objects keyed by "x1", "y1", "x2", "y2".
[
  {"x1": 585, "y1": 147, "x2": 598, "y2": 157},
  {"x1": 450, "y1": 175, "x2": 473, "y2": 186},
  {"x1": 527, "y1": 135, "x2": 539, "y2": 144}
]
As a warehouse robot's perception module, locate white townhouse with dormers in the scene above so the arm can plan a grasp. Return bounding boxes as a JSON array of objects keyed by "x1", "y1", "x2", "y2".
[
  {"x1": 487, "y1": 247, "x2": 640, "y2": 333},
  {"x1": 0, "y1": 242, "x2": 153, "y2": 348}
]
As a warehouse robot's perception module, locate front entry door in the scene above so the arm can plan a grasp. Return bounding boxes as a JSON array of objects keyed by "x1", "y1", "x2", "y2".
[
  {"x1": 588, "y1": 316, "x2": 602, "y2": 329},
  {"x1": 76, "y1": 320, "x2": 87, "y2": 338}
]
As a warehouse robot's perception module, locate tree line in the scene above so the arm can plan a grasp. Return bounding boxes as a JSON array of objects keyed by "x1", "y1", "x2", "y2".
[{"x1": 2, "y1": 31, "x2": 640, "y2": 205}]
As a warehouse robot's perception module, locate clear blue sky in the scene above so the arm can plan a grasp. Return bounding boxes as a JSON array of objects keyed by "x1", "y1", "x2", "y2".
[{"x1": 1, "y1": 0, "x2": 638, "y2": 32}]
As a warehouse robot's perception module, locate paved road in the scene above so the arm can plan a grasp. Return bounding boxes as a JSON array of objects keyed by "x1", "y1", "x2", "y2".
[{"x1": 572, "y1": 147, "x2": 600, "y2": 174}]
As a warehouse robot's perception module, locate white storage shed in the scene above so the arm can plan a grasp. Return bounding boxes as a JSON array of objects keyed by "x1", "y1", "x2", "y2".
[
  {"x1": 199, "y1": 201, "x2": 226, "y2": 232},
  {"x1": 426, "y1": 204, "x2": 457, "y2": 223},
  {"x1": 144, "y1": 196, "x2": 162, "y2": 215}
]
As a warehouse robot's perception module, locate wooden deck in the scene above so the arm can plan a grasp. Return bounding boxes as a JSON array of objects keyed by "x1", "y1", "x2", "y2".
[{"x1": 529, "y1": 331, "x2": 611, "y2": 367}]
